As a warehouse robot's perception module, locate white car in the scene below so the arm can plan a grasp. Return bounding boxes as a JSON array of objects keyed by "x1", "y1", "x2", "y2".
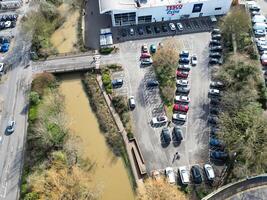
[
  {"x1": 165, "y1": 167, "x2": 176, "y2": 184},
  {"x1": 0, "y1": 63, "x2": 4, "y2": 75},
  {"x1": 191, "y1": 55, "x2": 197, "y2": 66},
  {"x1": 254, "y1": 29, "x2": 266, "y2": 37},
  {"x1": 209, "y1": 89, "x2": 220, "y2": 96},
  {"x1": 178, "y1": 64, "x2": 191, "y2": 71},
  {"x1": 169, "y1": 23, "x2": 176, "y2": 31},
  {"x1": 151, "y1": 116, "x2": 168, "y2": 126},
  {"x1": 204, "y1": 164, "x2": 215, "y2": 181},
  {"x1": 174, "y1": 95, "x2": 190, "y2": 104},
  {"x1": 142, "y1": 44, "x2": 148, "y2": 53},
  {"x1": 256, "y1": 40, "x2": 267, "y2": 47},
  {"x1": 176, "y1": 79, "x2": 189, "y2": 86},
  {"x1": 6, "y1": 120, "x2": 15, "y2": 134},
  {"x1": 172, "y1": 113, "x2": 186, "y2": 122},
  {"x1": 255, "y1": 37, "x2": 266, "y2": 43},
  {"x1": 4, "y1": 21, "x2": 11, "y2": 28},
  {"x1": 141, "y1": 58, "x2": 153, "y2": 65},
  {"x1": 176, "y1": 22, "x2": 183, "y2": 31},
  {"x1": 128, "y1": 96, "x2": 136, "y2": 109},
  {"x1": 210, "y1": 81, "x2": 224, "y2": 88},
  {"x1": 179, "y1": 166, "x2": 190, "y2": 185}
]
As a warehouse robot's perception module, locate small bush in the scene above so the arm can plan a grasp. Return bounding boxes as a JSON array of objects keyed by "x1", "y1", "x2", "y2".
[
  {"x1": 29, "y1": 106, "x2": 38, "y2": 122},
  {"x1": 29, "y1": 91, "x2": 40, "y2": 105},
  {"x1": 127, "y1": 132, "x2": 134, "y2": 140},
  {"x1": 31, "y1": 73, "x2": 56, "y2": 96},
  {"x1": 112, "y1": 96, "x2": 129, "y2": 115},
  {"x1": 106, "y1": 64, "x2": 123, "y2": 72},
  {"x1": 102, "y1": 70, "x2": 112, "y2": 94},
  {"x1": 99, "y1": 47, "x2": 114, "y2": 55}
]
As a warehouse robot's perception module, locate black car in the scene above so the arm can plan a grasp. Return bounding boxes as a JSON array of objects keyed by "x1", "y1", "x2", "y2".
[
  {"x1": 210, "y1": 107, "x2": 219, "y2": 115},
  {"x1": 162, "y1": 24, "x2": 168, "y2": 32},
  {"x1": 112, "y1": 79, "x2": 123, "y2": 87},
  {"x1": 208, "y1": 116, "x2": 218, "y2": 125},
  {"x1": 212, "y1": 34, "x2": 222, "y2": 40},
  {"x1": 191, "y1": 165, "x2": 202, "y2": 184},
  {"x1": 209, "y1": 52, "x2": 222, "y2": 59},
  {"x1": 172, "y1": 126, "x2": 183, "y2": 143},
  {"x1": 11, "y1": 21, "x2": 16, "y2": 28},
  {"x1": 209, "y1": 40, "x2": 221, "y2": 47},
  {"x1": 146, "y1": 26, "x2": 152, "y2": 34},
  {"x1": 137, "y1": 27, "x2": 144, "y2": 35},
  {"x1": 147, "y1": 80, "x2": 159, "y2": 87},
  {"x1": 210, "y1": 127, "x2": 220, "y2": 135},
  {"x1": 179, "y1": 57, "x2": 190, "y2": 64},
  {"x1": 161, "y1": 127, "x2": 171, "y2": 145},
  {"x1": 176, "y1": 86, "x2": 190, "y2": 94},
  {"x1": 209, "y1": 58, "x2": 222, "y2": 65},
  {"x1": 154, "y1": 26, "x2": 160, "y2": 33},
  {"x1": 210, "y1": 98, "x2": 220, "y2": 106},
  {"x1": 210, "y1": 151, "x2": 228, "y2": 161},
  {"x1": 210, "y1": 45, "x2": 223, "y2": 52},
  {"x1": 0, "y1": 37, "x2": 10, "y2": 44},
  {"x1": 210, "y1": 138, "x2": 225, "y2": 149}
]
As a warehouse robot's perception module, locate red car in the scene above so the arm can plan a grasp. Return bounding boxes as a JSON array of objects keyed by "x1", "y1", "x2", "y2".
[
  {"x1": 173, "y1": 104, "x2": 189, "y2": 112},
  {"x1": 140, "y1": 53, "x2": 151, "y2": 59},
  {"x1": 176, "y1": 70, "x2": 189, "y2": 78}
]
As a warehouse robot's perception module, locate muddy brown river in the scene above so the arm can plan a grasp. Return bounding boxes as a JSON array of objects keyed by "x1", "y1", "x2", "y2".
[{"x1": 59, "y1": 74, "x2": 135, "y2": 200}]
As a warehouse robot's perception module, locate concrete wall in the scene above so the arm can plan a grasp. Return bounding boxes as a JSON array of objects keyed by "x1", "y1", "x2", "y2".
[{"x1": 111, "y1": 0, "x2": 232, "y2": 26}]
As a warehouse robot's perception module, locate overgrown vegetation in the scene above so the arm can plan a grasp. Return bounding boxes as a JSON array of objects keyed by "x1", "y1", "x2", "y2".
[
  {"x1": 219, "y1": 6, "x2": 257, "y2": 59},
  {"x1": 153, "y1": 39, "x2": 180, "y2": 105},
  {"x1": 99, "y1": 47, "x2": 114, "y2": 55},
  {"x1": 22, "y1": 73, "x2": 99, "y2": 199},
  {"x1": 216, "y1": 56, "x2": 267, "y2": 183},
  {"x1": 101, "y1": 69, "x2": 112, "y2": 94}
]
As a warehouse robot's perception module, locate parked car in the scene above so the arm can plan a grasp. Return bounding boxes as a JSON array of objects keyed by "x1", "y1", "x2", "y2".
[
  {"x1": 204, "y1": 164, "x2": 215, "y2": 181},
  {"x1": 209, "y1": 58, "x2": 222, "y2": 65},
  {"x1": 256, "y1": 29, "x2": 267, "y2": 37},
  {"x1": 210, "y1": 98, "x2": 220, "y2": 106},
  {"x1": 174, "y1": 95, "x2": 190, "y2": 104},
  {"x1": 178, "y1": 64, "x2": 191, "y2": 71},
  {"x1": 176, "y1": 79, "x2": 189, "y2": 86},
  {"x1": 172, "y1": 113, "x2": 186, "y2": 122},
  {"x1": 210, "y1": 127, "x2": 220, "y2": 135},
  {"x1": 161, "y1": 127, "x2": 171, "y2": 145},
  {"x1": 169, "y1": 23, "x2": 176, "y2": 31},
  {"x1": 141, "y1": 58, "x2": 153, "y2": 65},
  {"x1": 176, "y1": 22, "x2": 183, "y2": 31},
  {"x1": 209, "y1": 52, "x2": 222, "y2": 59},
  {"x1": 210, "y1": 81, "x2": 224, "y2": 88},
  {"x1": 0, "y1": 63, "x2": 4, "y2": 75},
  {"x1": 162, "y1": 24, "x2": 168, "y2": 32},
  {"x1": 147, "y1": 80, "x2": 159, "y2": 87},
  {"x1": 211, "y1": 28, "x2": 221, "y2": 35},
  {"x1": 191, "y1": 165, "x2": 202, "y2": 184},
  {"x1": 141, "y1": 44, "x2": 148, "y2": 53},
  {"x1": 179, "y1": 166, "x2": 190, "y2": 185},
  {"x1": 1, "y1": 43, "x2": 9, "y2": 52},
  {"x1": 150, "y1": 44, "x2": 156, "y2": 53},
  {"x1": 258, "y1": 44, "x2": 267, "y2": 52},
  {"x1": 165, "y1": 167, "x2": 176, "y2": 184},
  {"x1": 212, "y1": 34, "x2": 222, "y2": 40},
  {"x1": 176, "y1": 86, "x2": 190, "y2": 94},
  {"x1": 6, "y1": 120, "x2": 15, "y2": 134},
  {"x1": 129, "y1": 28, "x2": 134, "y2": 36},
  {"x1": 179, "y1": 50, "x2": 189, "y2": 58},
  {"x1": 210, "y1": 151, "x2": 228, "y2": 161},
  {"x1": 176, "y1": 70, "x2": 189, "y2": 78},
  {"x1": 191, "y1": 55, "x2": 197, "y2": 66},
  {"x1": 210, "y1": 107, "x2": 220, "y2": 115},
  {"x1": 137, "y1": 27, "x2": 144, "y2": 35},
  {"x1": 179, "y1": 57, "x2": 190, "y2": 64},
  {"x1": 151, "y1": 116, "x2": 168, "y2": 126},
  {"x1": 172, "y1": 126, "x2": 183, "y2": 143},
  {"x1": 210, "y1": 138, "x2": 225, "y2": 149},
  {"x1": 173, "y1": 104, "x2": 189, "y2": 112},
  {"x1": 209, "y1": 89, "x2": 220, "y2": 96},
  {"x1": 209, "y1": 40, "x2": 221, "y2": 47},
  {"x1": 256, "y1": 40, "x2": 267, "y2": 47},
  {"x1": 146, "y1": 26, "x2": 152, "y2": 34},
  {"x1": 261, "y1": 54, "x2": 267, "y2": 66},
  {"x1": 0, "y1": 37, "x2": 10, "y2": 44},
  {"x1": 208, "y1": 116, "x2": 219, "y2": 125},
  {"x1": 112, "y1": 79, "x2": 123, "y2": 87},
  {"x1": 210, "y1": 46, "x2": 223, "y2": 52},
  {"x1": 140, "y1": 52, "x2": 151, "y2": 59},
  {"x1": 154, "y1": 26, "x2": 160, "y2": 33},
  {"x1": 128, "y1": 96, "x2": 136, "y2": 109}
]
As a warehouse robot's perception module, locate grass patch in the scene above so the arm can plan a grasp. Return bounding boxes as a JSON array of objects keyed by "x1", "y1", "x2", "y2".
[{"x1": 99, "y1": 47, "x2": 114, "y2": 55}]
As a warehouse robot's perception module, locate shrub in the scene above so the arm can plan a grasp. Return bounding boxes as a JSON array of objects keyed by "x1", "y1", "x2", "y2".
[
  {"x1": 29, "y1": 91, "x2": 40, "y2": 105},
  {"x1": 112, "y1": 96, "x2": 129, "y2": 115},
  {"x1": 31, "y1": 73, "x2": 56, "y2": 96},
  {"x1": 99, "y1": 47, "x2": 114, "y2": 55},
  {"x1": 101, "y1": 70, "x2": 112, "y2": 94},
  {"x1": 29, "y1": 106, "x2": 38, "y2": 122}
]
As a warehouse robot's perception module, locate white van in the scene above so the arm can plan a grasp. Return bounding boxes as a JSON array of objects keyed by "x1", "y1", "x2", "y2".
[
  {"x1": 252, "y1": 15, "x2": 266, "y2": 24},
  {"x1": 253, "y1": 23, "x2": 267, "y2": 31},
  {"x1": 128, "y1": 96, "x2": 136, "y2": 109}
]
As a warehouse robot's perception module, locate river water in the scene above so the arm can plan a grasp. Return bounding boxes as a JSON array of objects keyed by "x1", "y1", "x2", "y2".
[{"x1": 58, "y1": 74, "x2": 135, "y2": 200}]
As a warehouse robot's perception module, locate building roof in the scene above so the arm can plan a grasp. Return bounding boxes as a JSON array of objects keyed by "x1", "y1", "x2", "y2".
[{"x1": 99, "y1": 0, "x2": 210, "y2": 13}]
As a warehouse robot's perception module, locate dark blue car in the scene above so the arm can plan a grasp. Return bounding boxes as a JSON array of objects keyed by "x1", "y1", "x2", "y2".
[
  {"x1": 210, "y1": 151, "x2": 228, "y2": 161},
  {"x1": 210, "y1": 138, "x2": 225, "y2": 149},
  {"x1": 1, "y1": 43, "x2": 9, "y2": 52}
]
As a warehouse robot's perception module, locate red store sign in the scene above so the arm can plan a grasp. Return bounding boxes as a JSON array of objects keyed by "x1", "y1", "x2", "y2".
[{"x1": 166, "y1": 4, "x2": 183, "y2": 15}]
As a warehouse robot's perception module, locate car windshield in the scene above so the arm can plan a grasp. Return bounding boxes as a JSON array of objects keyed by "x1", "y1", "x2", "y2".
[{"x1": 158, "y1": 117, "x2": 165, "y2": 121}]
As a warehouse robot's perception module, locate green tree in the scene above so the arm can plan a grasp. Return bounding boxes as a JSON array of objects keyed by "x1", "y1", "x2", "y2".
[{"x1": 29, "y1": 91, "x2": 40, "y2": 105}]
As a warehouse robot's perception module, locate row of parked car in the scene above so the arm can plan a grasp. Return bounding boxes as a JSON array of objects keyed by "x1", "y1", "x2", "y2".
[
  {"x1": 209, "y1": 29, "x2": 223, "y2": 65},
  {"x1": 163, "y1": 163, "x2": 216, "y2": 185},
  {"x1": 0, "y1": 14, "x2": 18, "y2": 22},
  {"x1": 208, "y1": 81, "x2": 229, "y2": 162}
]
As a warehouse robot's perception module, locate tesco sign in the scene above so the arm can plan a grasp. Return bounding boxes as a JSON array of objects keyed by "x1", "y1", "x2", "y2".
[{"x1": 166, "y1": 4, "x2": 183, "y2": 15}]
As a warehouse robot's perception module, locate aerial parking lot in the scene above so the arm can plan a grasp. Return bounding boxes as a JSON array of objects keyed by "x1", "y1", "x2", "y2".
[{"x1": 111, "y1": 32, "x2": 212, "y2": 174}]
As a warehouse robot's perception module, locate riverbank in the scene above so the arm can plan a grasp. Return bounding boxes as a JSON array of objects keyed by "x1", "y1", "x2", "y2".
[
  {"x1": 21, "y1": 73, "x2": 100, "y2": 199},
  {"x1": 58, "y1": 73, "x2": 135, "y2": 200}
]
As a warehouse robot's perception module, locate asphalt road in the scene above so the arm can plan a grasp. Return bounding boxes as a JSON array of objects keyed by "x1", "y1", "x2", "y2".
[{"x1": 0, "y1": 3, "x2": 32, "y2": 200}]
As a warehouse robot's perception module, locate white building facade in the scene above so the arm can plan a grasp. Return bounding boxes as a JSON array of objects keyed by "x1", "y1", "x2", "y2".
[{"x1": 98, "y1": 0, "x2": 232, "y2": 26}]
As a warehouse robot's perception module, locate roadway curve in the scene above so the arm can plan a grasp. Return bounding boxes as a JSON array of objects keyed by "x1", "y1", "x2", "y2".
[{"x1": 202, "y1": 174, "x2": 267, "y2": 200}]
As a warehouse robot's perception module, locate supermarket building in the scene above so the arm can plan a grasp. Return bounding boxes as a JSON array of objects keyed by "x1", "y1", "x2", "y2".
[{"x1": 98, "y1": 0, "x2": 233, "y2": 26}]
